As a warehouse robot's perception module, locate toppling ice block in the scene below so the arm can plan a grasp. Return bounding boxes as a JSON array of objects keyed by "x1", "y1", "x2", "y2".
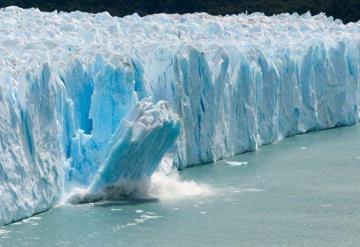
[{"x1": 88, "y1": 100, "x2": 180, "y2": 200}]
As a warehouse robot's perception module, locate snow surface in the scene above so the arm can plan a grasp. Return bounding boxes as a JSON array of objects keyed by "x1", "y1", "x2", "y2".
[{"x1": 0, "y1": 6, "x2": 360, "y2": 224}]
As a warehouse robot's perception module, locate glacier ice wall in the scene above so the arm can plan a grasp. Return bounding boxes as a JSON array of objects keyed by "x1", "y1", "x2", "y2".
[
  {"x1": 0, "y1": 6, "x2": 360, "y2": 224},
  {"x1": 0, "y1": 64, "x2": 67, "y2": 225}
]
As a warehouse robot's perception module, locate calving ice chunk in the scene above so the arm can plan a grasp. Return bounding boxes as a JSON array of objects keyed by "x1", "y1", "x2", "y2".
[
  {"x1": 67, "y1": 100, "x2": 181, "y2": 203},
  {"x1": 0, "y1": 6, "x2": 359, "y2": 225}
]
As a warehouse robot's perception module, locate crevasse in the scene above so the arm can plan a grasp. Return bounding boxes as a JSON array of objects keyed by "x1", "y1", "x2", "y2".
[{"x1": 0, "y1": 6, "x2": 359, "y2": 225}]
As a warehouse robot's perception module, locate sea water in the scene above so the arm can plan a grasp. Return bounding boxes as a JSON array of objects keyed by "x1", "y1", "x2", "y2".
[{"x1": 1, "y1": 125, "x2": 360, "y2": 247}]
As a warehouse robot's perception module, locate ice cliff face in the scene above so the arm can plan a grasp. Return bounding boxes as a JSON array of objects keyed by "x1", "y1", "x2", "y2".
[{"x1": 0, "y1": 6, "x2": 359, "y2": 224}]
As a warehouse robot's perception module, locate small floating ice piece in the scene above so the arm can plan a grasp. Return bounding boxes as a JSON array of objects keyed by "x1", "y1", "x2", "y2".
[
  {"x1": 232, "y1": 188, "x2": 263, "y2": 193},
  {"x1": 0, "y1": 229, "x2": 10, "y2": 236},
  {"x1": 30, "y1": 216, "x2": 42, "y2": 220},
  {"x1": 140, "y1": 213, "x2": 161, "y2": 220},
  {"x1": 110, "y1": 208, "x2": 122, "y2": 212},
  {"x1": 226, "y1": 161, "x2": 248, "y2": 167},
  {"x1": 241, "y1": 188, "x2": 263, "y2": 192}
]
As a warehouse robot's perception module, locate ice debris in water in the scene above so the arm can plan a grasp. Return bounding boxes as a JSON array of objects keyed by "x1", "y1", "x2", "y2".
[
  {"x1": 226, "y1": 161, "x2": 248, "y2": 167},
  {"x1": 0, "y1": 6, "x2": 360, "y2": 224}
]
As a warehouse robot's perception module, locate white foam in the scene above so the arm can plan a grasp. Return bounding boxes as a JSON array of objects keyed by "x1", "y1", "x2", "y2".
[
  {"x1": 149, "y1": 169, "x2": 212, "y2": 200},
  {"x1": 120, "y1": 213, "x2": 162, "y2": 228},
  {"x1": 63, "y1": 154, "x2": 212, "y2": 204}
]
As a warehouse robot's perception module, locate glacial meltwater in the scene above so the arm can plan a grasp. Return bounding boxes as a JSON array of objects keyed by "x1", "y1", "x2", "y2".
[{"x1": 1, "y1": 125, "x2": 360, "y2": 247}]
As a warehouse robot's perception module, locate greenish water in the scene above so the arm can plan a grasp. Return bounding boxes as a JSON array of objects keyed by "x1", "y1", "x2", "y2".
[{"x1": 1, "y1": 125, "x2": 360, "y2": 247}]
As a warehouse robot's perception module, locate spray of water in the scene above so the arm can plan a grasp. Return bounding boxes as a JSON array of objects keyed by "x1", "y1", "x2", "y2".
[{"x1": 64, "y1": 156, "x2": 211, "y2": 204}]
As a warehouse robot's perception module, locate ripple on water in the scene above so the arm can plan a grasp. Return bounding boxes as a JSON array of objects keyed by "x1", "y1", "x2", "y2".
[{"x1": 113, "y1": 212, "x2": 162, "y2": 230}]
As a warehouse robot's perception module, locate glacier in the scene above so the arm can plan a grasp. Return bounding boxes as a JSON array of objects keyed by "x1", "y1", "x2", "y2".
[{"x1": 0, "y1": 6, "x2": 360, "y2": 225}]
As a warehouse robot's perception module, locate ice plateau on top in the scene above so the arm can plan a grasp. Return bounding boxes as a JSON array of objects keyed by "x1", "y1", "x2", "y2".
[{"x1": 0, "y1": 6, "x2": 359, "y2": 224}]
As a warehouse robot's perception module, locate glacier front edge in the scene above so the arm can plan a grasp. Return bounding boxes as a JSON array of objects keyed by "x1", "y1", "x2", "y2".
[{"x1": 0, "y1": 7, "x2": 359, "y2": 224}]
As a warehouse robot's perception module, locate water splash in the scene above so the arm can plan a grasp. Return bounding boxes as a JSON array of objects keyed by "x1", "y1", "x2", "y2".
[{"x1": 64, "y1": 156, "x2": 211, "y2": 203}]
